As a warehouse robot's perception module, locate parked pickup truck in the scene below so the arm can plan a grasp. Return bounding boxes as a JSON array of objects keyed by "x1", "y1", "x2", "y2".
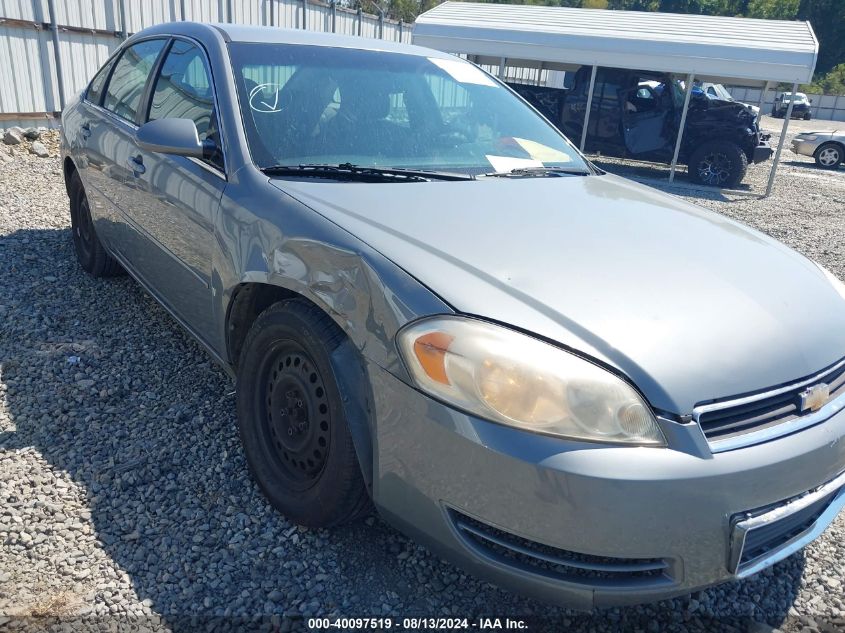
[{"x1": 509, "y1": 67, "x2": 773, "y2": 187}]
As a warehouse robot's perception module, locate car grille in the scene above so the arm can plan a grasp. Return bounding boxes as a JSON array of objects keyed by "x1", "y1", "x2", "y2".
[
  {"x1": 730, "y1": 470, "x2": 845, "y2": 576},
  {"x1": 694, "y1": 358, "x2": 845, "y2": 451},
  {"x1": 739, "y1": 491, "x2": 836, "y2": 568},
  {"x1": 448, "y1": 509, "x2": 674, "y2": 589}
]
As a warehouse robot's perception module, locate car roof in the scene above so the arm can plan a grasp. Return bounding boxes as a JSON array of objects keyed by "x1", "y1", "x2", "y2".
[{"x1": 147, "y1": 21, "x2": 455, "y2": 60}]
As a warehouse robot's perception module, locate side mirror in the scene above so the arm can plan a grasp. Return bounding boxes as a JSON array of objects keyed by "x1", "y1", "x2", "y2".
[{"x1": 137, "y1": 118, "x2": 204, "y2": 158}]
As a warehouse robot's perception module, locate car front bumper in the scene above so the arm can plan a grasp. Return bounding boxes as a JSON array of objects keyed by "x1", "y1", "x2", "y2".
[
  {"x1": 753, "y1": 135, "x2": 773, "y2": 163},
  {"x1": 775, "y1": 105, "x2": 810, "y2": 117},
  {"x1": 792, "y1": 138, "x2": 824, "y2": 157},
  {"x1": 367, "y1": 362, "x2": 845, "y2": 609}
]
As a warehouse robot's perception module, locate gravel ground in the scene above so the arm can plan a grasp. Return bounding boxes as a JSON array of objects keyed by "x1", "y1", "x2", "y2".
[{"x1": 1, "y1": 128, "x2": 844, "y2": 633}]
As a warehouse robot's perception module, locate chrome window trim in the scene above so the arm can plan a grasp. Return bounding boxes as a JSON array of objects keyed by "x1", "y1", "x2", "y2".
[
  {"x1": 729, "y1": 469, "x2": 845, "y2": 577},
  {"x1": 693, "y1": 357, "x2": 845, "y2": 453},
  {"x1": 188, "y1": 156, "x2": 226, "y2": 180}
]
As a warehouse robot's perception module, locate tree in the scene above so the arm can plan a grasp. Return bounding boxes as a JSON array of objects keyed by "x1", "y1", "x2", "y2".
[
  {"x1": 798, "y1": 0, "x2": 845, "y2": 76},
  {"x1": 747, "y1": 0, "x2": 798, "y2": 20}
]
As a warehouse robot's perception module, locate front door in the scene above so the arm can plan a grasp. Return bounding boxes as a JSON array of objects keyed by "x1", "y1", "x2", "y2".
[{"x1": 622, "y1": 83, "x2": 671, "y2": 156}]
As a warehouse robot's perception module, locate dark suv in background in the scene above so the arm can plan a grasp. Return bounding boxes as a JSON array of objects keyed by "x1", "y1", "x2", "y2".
[
  {"x1": 772, "y1": 91, "x2": 812, "y2": 120},
  {"x1": 510, "y1": 66, "x2": 772, "y2": 187}
]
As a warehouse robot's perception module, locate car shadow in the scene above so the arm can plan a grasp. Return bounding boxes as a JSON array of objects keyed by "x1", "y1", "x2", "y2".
[
  {"x1": 780, "y1": 159, "x2": 844, "y2": 172},
  {"x1": 0, "y1": 227, "x2": 807, "y2": 631}
]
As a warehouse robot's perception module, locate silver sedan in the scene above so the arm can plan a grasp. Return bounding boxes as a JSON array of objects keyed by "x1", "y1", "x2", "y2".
[
  {"x1": 792, "y1": 130, "x2": 844, "y2": 169},
  {"x1": 60, "y1": 22, "x2": 845, "y2": 609}
]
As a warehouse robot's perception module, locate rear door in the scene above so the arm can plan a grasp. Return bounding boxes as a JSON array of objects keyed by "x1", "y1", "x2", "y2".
[
  {"x1": 94, "y1": 38, "x2": 169, "y2": 256},
  {"x1": 122, "y1": 38, "x2": 226, "y2": 338},
  {"x1": 75, "y1": 40, "x2": 167, "y2": 248}
]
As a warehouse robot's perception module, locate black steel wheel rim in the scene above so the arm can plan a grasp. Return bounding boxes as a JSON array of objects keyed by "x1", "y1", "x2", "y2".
[
  {"x1": 259, "y1": 342, "x2": 331, "y2": 487},
  {"x1": 73, "y1": 190, "x2": 95, "y2": 262},
  {"x1": 697, "y1": 152, "x2": 732, "y2": 186}
]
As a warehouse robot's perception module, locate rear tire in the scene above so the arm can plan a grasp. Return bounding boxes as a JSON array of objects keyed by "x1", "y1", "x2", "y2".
[
  {"x1": 236, "y1": 299, "x2": 371, "y2": 527},
  {"x1": 68, "y1": 171, "x2": 123, "y2": 277},
  {"x1": 815, "y1": 143, "x2": 843, "y2": 170},
  {"x1": 804, "y1": 112, "x2": 812, "y2": 121},
  {"x1": 688, "y1": 140, "x2": 748, "y2": 188}
]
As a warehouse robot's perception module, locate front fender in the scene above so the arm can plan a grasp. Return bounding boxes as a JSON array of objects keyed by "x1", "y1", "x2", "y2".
[{"x1": 214, "y1": 173, "x2": 453, "y2": 376}]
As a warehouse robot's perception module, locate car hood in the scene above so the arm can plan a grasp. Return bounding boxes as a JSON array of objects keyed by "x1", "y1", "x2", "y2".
[{"x1": 271, "y1": 174, "x2": 845, "y2": 414}]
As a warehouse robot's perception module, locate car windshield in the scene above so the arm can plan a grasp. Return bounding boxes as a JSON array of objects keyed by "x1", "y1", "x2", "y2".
[{"x1": 228, "y1": 43, "x2": 588, "y2": 175}]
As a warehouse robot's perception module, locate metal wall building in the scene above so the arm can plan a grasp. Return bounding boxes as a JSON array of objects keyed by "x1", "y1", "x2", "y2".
[{"x1": 0, "y1": 0, "x2": 413, "y2": 129}]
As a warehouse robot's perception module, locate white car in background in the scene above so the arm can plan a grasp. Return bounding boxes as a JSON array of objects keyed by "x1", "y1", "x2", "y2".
[{"x1": 699, "y1": 82, "x2": 760, "y2": 117}]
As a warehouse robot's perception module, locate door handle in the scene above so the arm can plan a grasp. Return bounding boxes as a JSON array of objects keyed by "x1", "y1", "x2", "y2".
[
  {"x1": 80, "y1": 122, "x2": 91, "y2": 139},
  {"x1": 127, "y1": 154, "x2": 146, "y2": 175}
]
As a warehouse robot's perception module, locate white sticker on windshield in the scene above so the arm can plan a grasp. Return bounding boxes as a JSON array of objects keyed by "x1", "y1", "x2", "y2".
[
  {"x1": 485, "y1": 155, "x2": 544, "y2": 172},
  {"x1": 428, "y1": 57, "x2": 497, "y2": 87},
  {"x1": 249, "y1": 83, "x2": 283, "y2": 113}
]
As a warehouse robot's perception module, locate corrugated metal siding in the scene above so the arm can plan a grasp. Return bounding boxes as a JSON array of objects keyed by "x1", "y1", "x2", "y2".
[
  {"x1": 0, "y1": 0, "x2": 413, "y2": 128},
  {"x1": 414, "y1": 1, "x2": 818, "y2": 84},
  {"x1": 0, "y1": 25, "x2": 57, "y2": 113}
]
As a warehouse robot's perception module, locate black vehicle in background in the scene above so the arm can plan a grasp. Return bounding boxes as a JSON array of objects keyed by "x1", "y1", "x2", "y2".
[
  {"x1": 510, "y1": 67, "x2": 773, "y2": 187},
  {"x1": 772, "y1": 92, "x2": 812, "y2": 120}
]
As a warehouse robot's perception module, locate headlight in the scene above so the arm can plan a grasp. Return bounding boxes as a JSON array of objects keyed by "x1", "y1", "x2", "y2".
[
  {"x1": 397, "y1": 316, "x2": 666, "y2": 446},
  {"x1": 816, "y1": 262, "x2": 845, "y2": 301},
  {"x1": 799, "y1": 135, "x2": 818, "y2": 141}
]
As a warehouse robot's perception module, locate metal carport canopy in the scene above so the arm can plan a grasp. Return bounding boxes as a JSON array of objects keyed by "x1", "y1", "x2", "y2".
[
  {"x1": 413, "y1": 1, "x2": 818, "y2": 196},
  {"x1": 412, "y1": 2, "x2": 818, "y2": 85}
]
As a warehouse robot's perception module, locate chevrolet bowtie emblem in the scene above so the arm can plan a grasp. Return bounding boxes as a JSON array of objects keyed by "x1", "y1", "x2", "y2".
[{"x1": 799, "y1": 383, "x2": 830, "y2": 413}]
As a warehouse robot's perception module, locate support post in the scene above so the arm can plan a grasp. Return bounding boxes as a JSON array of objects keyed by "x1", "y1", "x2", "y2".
[
  {"x1": 357, "y1": 7, "x2": 362, "y2": 36},
  {"x1": 227, "y1": 0, "x2": 233, "y2": 22},
  {"x1": 378, "y1": 9, "x2": 384, "y2": 39},
  {"x1": 331, "y1": 0, "x2": 336, "y2": 33},
  {"x1": 46, "y1": 0, "x2": 66, "y2": 110},
  {"x1": 398, "y1": 20, "x2": 402, "y2": 41},
  {"x1": 301, "y1": 0, "x2": 307, "y2": 29},
  {"x1": 579, "y1": 65, "x2": 597, "y2": 152},
  {"x1": 269, "y1": 0, "x2": 275, "y2": 26},
  {"x1": 498, "y1": 57, "x2": 506, "y2": 80},
  {"x1": 668, "y1": 72, "x2": 695, "y2": 183},
  {"x1": 118, "y1": 0, "x2": 127, "y2": 39},
  {"x1": 765, "y1": 81, "x2": 798, "y2": 197},
  {"x1": 757, "y1": 81, "x2": 769, "y2": 115}
]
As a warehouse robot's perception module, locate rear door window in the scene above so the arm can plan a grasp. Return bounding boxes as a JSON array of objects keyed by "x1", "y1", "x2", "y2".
[
  {"x1": 86, "y1": 58, "x2": 115, "y2": 106},
  {"x1": 103, "y1": 39, "x2": 167, "y2": 124}
]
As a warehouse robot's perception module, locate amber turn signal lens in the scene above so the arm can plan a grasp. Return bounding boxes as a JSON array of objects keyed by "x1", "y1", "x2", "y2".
[{"x1": 412, "y1": 332, "x2": 454, "y2": 385}]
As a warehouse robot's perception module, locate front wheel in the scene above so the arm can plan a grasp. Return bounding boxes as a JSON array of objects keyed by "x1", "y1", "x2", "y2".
[
  {"x1": 687, "y1": 140, "x2": 748, "y2": 188},
  {"x1": 804, "y1": 112, "x2": 812, "y2": 121},
  {"x1": 236, "y1": 299, "x2": 370, "y2": 527},
  {"x1": 815, "y1": 143, "x2": 843, "y2": 169}
]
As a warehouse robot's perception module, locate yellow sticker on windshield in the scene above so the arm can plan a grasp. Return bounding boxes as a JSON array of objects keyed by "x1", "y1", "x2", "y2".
[
  {"x1": 512, "y1": 138, "x2": 573, "y2": 163},
  {"x1": 428, "y1": 57, "x2": 497, "y2": 87}
]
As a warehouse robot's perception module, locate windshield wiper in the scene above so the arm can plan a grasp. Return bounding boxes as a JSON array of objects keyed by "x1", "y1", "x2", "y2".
[
  {"x1": 481, "y1": 166, "x2": 592, "y2": 178},
  {"x1": 261, "y1": 163, "x2": 475, "y2": 182}
]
